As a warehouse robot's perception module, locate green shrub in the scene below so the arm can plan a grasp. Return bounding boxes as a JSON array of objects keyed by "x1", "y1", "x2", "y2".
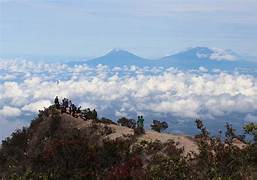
[
  {"x1": 151, "y1": 120, "x2": 168, "y2": 132},
  {"x1": 117, "y1": 117, "x2": 136, "y2": 129}
]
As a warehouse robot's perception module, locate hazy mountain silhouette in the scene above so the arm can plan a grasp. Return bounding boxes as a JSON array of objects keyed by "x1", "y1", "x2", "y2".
[
  {"x1": 70, "y1": 49, "x2": 152, "y2": 67},
  {"x1": 69, "y1": 47, "x2": 256, "y2": 70},
  {"x1": 159, "y1": 47, "x2": 255, "y2": 70}
]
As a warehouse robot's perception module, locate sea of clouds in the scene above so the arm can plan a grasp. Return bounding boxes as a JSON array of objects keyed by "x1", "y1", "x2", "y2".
[{"x1": 0, "y1": 58, "x2": 257, "y2": 140}]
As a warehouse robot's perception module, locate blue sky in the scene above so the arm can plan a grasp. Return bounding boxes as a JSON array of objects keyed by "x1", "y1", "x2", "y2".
[{"x1": 1, "y1": 0, "x2": 257, "y2": 59}]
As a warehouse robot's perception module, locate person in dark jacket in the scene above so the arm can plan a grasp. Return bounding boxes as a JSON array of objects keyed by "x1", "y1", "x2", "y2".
[
  {"x1": 54, "y1": 96, "x2": 60, "y2": 109},
  {"x1": 137, "y1": 116, "x2": 140, "y2": 128},
  {"x1": 77, "y1": 106, "x2": 81, "y2": 114},
  {"x1": 70, "y1": 104, "x2": 77, "y2": 116},
  {"x1": 92, "y1": 109, "x2": 97, "y2": 120}
]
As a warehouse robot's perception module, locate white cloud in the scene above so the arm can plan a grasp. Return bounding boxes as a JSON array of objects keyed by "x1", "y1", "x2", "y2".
[
  {"x1": 197, "y1": 48, "x2": 237, "y2": 61},
  {"x1": 0, "y1": 74, "x2": 16, "y2": 81},
  {"x1": 1, "y1": 81, "x2": 23, "y2": 98},
  {"x1": 0, "y1": 106, "x2": 21, "y2": 117},
  {"x1": 147, "y1": 98, "x2": 200, "y2": 118},
  {"x1": 22, "y1": 100, "x2": 52, "y2": 113},
  {"x1": 209, "y1": 48, "x2": 237, "y2": 61},
  {"x1": 199, "y1": 66, "x2": 208, "y2": 72},
  {"x1": 0, "y1": 60, "x2": 254, "y2": 120},
  {"x1": 212, "y1": 69, "x2": 221, "y2": 73},
  {"x1": 1, "y1": 59, "x2": 257, "y2": 140},
  {"x1": 197, "y1": 53, "x2": 209, "y2": 59},
  {"x1": 115, "y1": 110, "x2": 128, "y2": 118},
  {"x1": 245, "y1": 114, "x2": 257, "y2": 123}
]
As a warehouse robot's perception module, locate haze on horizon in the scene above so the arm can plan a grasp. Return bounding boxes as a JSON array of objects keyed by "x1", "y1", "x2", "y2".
[{"x1": 1, "y1": 0, "x2": 257, "y2": 59}]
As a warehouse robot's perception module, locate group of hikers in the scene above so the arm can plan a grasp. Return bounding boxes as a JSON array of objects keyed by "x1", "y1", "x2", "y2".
[
  {"x1": 137, "y1": 115, "x2": 144, "y2": 129},
  {"x1": 54, "y1": 96, "x2": 97, "y2": 120},
  {"x1": 53, "y1": 96, "x2": 144, "y2": 129}
]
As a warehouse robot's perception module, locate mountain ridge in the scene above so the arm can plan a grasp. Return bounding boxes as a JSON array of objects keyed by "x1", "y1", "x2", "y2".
[
  {"x1": 0, "y1": 104, "x2": 251, "y2": 179},
  {"x1": 69, "y1": 47, "x2": 256, "y2": 70}
]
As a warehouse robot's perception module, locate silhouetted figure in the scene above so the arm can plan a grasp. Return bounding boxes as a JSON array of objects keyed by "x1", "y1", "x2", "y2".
[
  {"x1": 62, "y1": 98, "x2": 69, "y2": 113},
  {"x1": 77, "y1": 106, "x2": 81, "y2": 114},
  {"x1": 71, "y1": 104, "x2": 77, "y2": 117},
  {"x1": 62, "y1": 98, "x2": 68, "y2": 107},
  {"x1": 67, "y1": 100, "x2": 72, "y2": 114},
  {"x1": 138, "y1": 116, "x2": 144, "y2": 129},
  {"x1": 135, "y1": 115, "x2": 145, "y2": 135},
  {"x1": 141, "y1": 116, "x2": 144, "y2": 128},
  {"x1": 62, "y1": 98, "x2": 65, "y2": 106},
  {"x1": 87, "y1": 108, "x2": 92, "y2": 119},
  {"x1": 137, "y1": 116, "x2": 140, "y2": 128},
  {"x1": 92, "y1": 109, "x2": 97, "y2": 120},
  {"x1": 54, "y1": 96, "x2": 60, "y2": 109}
]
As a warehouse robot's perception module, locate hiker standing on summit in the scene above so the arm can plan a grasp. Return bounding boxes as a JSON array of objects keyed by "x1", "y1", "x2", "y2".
[
  {"x1": 137, "y1": 116, "x2": 140, "y2": 128},
  {"x1": 137, "y1": 115, "x2": 144, "y2": 129},
  {"x1": 54, "y1": 96, "x2": 60, "y2": 109},
  {"x1": 139, "y1": 116, "x2": 144, "y2": 129}
]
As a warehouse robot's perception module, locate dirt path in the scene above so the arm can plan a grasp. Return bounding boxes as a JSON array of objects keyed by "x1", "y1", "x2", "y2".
[
  {"x1": 60, "y1": 113, "x2": 199, "y2": 154},
  {"x1": 137, "y1": 131, "x2": 198, "y2": 154}
]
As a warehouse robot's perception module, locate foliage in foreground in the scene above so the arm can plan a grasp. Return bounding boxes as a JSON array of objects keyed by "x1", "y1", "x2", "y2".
[
  {"x1": 151, "y1": 120, "x2": 168, "y2": 132},
  {"x1": 1, "y1": 107, "x2": 257, "y2": 179}
]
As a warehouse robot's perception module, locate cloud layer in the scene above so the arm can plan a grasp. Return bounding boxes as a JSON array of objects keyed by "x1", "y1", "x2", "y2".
[
  {"x1": 196, "y1": 48, "x2": 237, "y2": 61},
  {"x1": 0, "y1": 59, "x2": 257, "y2": 139}
]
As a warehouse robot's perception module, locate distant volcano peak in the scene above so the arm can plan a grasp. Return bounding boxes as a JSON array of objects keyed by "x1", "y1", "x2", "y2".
[
  {"x1": 84, "y1": 48, "x2": 149, "y2": 67},
  {"x1": 164, "y1": 47, "x2": 238, "y2": 62},
  {"x1": 107, "y1": 48, "x2": 133, "y2": 55},
  {"x1": 69, "y1": 46, "x2": 255, "y2": 70}
]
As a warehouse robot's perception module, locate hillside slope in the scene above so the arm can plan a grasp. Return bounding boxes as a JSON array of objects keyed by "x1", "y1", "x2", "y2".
[
  {"x1": 0, "y1": 106, "x2": 252, "y2": 179},
  {"x1": 60, "y1": 113, "x2": 198, "y2": 154}
]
